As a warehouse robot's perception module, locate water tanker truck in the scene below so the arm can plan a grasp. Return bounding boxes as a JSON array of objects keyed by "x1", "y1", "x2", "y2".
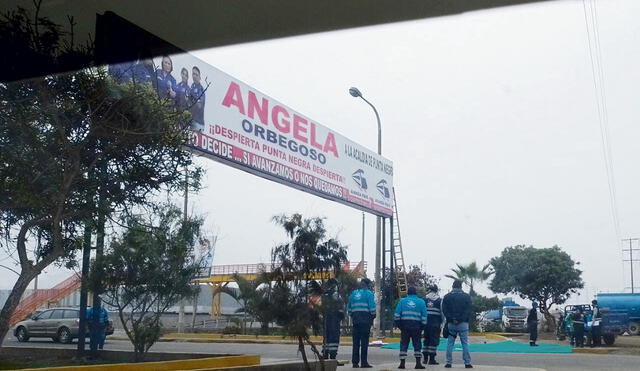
[{"x1": 597, "y1": 293, "x2": 640, "y2": 336}]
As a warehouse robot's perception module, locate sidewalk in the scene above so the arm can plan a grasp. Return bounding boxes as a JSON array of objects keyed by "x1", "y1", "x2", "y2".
[{"x1": 346, "y1": 363, "x2": 545, "y2": 371}]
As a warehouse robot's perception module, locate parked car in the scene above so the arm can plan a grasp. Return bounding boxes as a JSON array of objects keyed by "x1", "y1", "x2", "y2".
[{"x1": 13, "y1": 307, "x2": 114, "y2": 344}]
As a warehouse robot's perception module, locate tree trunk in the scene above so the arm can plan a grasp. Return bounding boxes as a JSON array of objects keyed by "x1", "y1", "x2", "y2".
[
  {"x1": 305, "y1": 335, "x2": 325, "y2": 371},
  {"x1": 134, "y1": 343, "x2": 145, "y2": 362},
  {"x1": 260, "y1": 321, "x2": 269, "y2": 335},
  {"x1": 0, "y1": 270, "x2": 37, "y2": 348},
  {"x1": 539, "y1": 300, "x2": 556, "y2": 332},
  {"x1": 298, "y1": 336, "x2": 310, "y2": 371},
  {"x1": 542, "y1": 310, "x2": 556, "y2": 332}
]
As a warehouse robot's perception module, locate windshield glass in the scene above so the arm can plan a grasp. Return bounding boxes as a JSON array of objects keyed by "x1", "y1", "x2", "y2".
[
  {"x1": 486, "y1": 310, "x2": 501, "y2": 320},
  {"x1": 505, "y1": 308, "x2": 527, "y2": 317}
]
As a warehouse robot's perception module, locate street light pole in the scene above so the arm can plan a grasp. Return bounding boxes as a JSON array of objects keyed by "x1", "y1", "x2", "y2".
[{"x1": 349, "y1": 87, "x2": 382, "y2": 337}]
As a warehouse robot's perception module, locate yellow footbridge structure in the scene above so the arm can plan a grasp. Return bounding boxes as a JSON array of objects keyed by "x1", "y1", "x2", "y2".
[{"x1": 195, "y1": 262, "x2": 367, "y2": 316}]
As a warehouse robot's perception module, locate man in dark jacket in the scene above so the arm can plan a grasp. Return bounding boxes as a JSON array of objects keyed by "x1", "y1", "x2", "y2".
[
  {"x1": 527, "y1": 301, "x2": 539, "y2": 346},
  {"x1": 441, "y1": 280, "x2": 473, "y2": 369},
  {"x1": 322, "y1": 278, "x2": 345, "y2": 360},
  {"x1": 422, "y1": 284, "x2": 443, "y2": 365},
  {"x1": 572, "y1": 307, "x2": 586, "y2": 348},
  {"x1": 347, "y1": 278, "x2": 376, "y2": 368}
]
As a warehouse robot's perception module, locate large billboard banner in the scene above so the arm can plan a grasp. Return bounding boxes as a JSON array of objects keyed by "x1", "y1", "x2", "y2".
[{"x1": 109, "y1": 53, "x2": 394, "y2": 217}]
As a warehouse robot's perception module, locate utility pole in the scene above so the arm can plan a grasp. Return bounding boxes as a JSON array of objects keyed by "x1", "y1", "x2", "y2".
[
  {"x1": 349, "y1": 86, "x2": 383, "y2": 337},
  {"x1": 178, "y1": 168, "x2": 188, "y2": 333},
  {"x1": 361, "y1": 212, "x2": 365, "y2": 263},
  {"x1": 622, "y1": 238, "x2": 640, "y2": 293}
]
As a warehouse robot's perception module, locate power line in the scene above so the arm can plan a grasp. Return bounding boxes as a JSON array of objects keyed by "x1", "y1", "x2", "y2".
[
  {"x1": 622, "y1": 239, "x2": 640, "y2": 293},
  {"x1": 581, "y1": 0, "x2": 622, "y2": 242}
]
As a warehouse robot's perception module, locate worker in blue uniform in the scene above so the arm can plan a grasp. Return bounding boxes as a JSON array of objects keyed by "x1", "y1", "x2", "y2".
[
  {"x1": 422, "y1": 284, "x2": 443, "y2": 364},
  {"x1": 322, "y1": 278, "x2": 345, "y2": 360},
  {"x1": 87, "y1": 297, "x2": 109, "y2": 358},
  {"x1": 394, "y1": 286, "x2": 427, "y2": 369},
  {"x1": 347, "y1": 278, "x2": 376, "y2": 368}
]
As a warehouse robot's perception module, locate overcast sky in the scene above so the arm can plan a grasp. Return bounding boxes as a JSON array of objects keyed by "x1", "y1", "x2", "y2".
[{"x1": 7, "y1": 0, "x2": 640, "y2": 304}]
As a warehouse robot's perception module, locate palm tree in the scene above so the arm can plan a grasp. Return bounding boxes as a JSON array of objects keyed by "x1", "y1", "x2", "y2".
[
  {"x1": 445, "y1": 261, "x2": 493, "y2": 295},
  {"x1": 222, "y1": 272, "x2": 274, "y2": 334}
]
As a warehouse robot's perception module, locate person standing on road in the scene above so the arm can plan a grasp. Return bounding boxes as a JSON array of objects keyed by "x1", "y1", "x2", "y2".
[
  {"x1": 572, "y1": 307, "x2": 586, "y2": 348},
  {"x1": 422, "y1": 284, "x2": 442, "y2": 365},
  {"x1": 394, "y1": 286, "x2": 427, "y2": 369},
  {"x1": 527, "y1": 301, "x2": 539, "y2": 346},
  {"x1": 347, "y1": 278, "x2": 376, "y2": 368},
  {"x1": 87, "y1": 297, "x2": 109, "y2": 357},
  {"x1": 441, "y1": 280, "x2": 473, "y2": 369},
  {"x1": 322, "y1": 278, "x2": 345, "y2": 360},
  {"x1": 564, "y1": 310, "x2": 575, "y2": 346},
  {"x1": 590, "y1": 300, "x2": 601, "y2": 347}
]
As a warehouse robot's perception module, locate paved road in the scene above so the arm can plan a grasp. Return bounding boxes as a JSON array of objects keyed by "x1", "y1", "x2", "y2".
[{"x1": 4, "y1": 335, "x2": 640, "y2": 371}]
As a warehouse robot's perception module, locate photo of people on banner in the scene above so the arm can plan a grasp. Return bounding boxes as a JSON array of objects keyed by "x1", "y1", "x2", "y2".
[{"x1": 108, "y1": 52, "x2": 208, "y2": 132}]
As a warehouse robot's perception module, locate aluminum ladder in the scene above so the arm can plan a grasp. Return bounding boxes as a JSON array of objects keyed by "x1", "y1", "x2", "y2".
[{"x1": 391, "y1": 187, "x2": 408, "y2": 297}]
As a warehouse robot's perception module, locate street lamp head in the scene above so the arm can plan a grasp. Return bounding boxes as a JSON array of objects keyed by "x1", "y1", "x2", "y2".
[{"x1": 349, "y1": 87, "x2": 362, "y2": 98}]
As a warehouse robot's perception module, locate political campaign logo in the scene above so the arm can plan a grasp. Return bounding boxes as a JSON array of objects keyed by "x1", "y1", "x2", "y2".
[
  {"x1": 376, "y1": 179, "x2": 390, "y2": 199},
  {"x1": 352, "y1": 169, "x2": 368, "y2": 190}
]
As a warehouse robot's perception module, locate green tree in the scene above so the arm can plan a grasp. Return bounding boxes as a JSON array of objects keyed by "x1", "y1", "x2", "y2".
[
  {"x1": 406, "y1": 264, "x2": 439, "y2": 296},
  {"x1": 489, "y1": 245, "x2": 584, "y2": 329},
  {"x1": 229, "y1": 272, "x2": 274, "y2": 335},
  {"x1": 89, "y1": 204, "x2": 203, "y2": 361},
  {"x1": 268, "y1": 214, "x2": 348, "y2": 371},
  {"x1": 0, "y1": 7, "x2": 199, "y2": 345},
  {"x1": 445, "y1": 261, "x2": 493, "y2": 295}
]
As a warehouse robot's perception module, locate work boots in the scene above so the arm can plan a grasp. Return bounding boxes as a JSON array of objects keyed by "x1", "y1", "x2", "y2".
[
  {"x1": 398, "y1": 359, "x2": 405, "y2": 369},
  {"x1": 415, "y1": 358, "x2": 425, "y2": 369},
  {"x1": 428, "y1": 355, "x2": 439, "y2": 365}
]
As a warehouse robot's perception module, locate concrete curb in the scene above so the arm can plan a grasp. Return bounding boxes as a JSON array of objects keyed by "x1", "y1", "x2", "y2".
[
  {"x1": 16, "y1": 354, "x2": 260, "y2": 371},
  {"x1": 364, "y1": 363, "x2": 545, "y2": 371},
  {"x1": 482, "y1": 333, "x2": 510, "y2": 341},
  {"x1": 571, "y1": 347, "x2": 617, "y2": 355}
]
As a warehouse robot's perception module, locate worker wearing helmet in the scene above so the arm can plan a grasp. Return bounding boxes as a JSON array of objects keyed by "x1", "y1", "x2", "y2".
[
  {"x1": 422, "y1": 284, "x2": 443, "y2": 364},
  {"x1": 322, "y1": 278, "x2": 345, "y2": 360},
  {"x1": 527, "y1": 302, "x2": 539, "y2": 346}
]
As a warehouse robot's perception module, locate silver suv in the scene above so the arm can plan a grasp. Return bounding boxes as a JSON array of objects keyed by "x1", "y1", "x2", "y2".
[{"x1": 13, "y1": 307, "x2": 114, "y2": 344}]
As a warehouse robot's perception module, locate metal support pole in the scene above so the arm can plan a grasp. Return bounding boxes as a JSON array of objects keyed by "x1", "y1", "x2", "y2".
[
  {"x1": 349, "y1": 88, "x2": 382, "y2": 337},
  {"x1": 361, "y1": 212, "x2": 365, "y2": 263},
  {"x1": 90, "y1": 178, "x2": 107, "y2": 357},
  {"x1": 374, "y1": 216, "x2": 381, "y2": 337},
  {"x1": 622, "y1": 238, "x2": 640, "y2": 293},
  {"x1": 389, "y1": 216, "x2": 394, "y2": 336},
  {"x1": 76, "y1": 224, "x2": 92, "y2": 358},
  {"x1": 178, "y1": 168, "x2": 188, "y2": 333},
  {"x1": 380, "y1": 218, "x2": 387, "y2": 336},
  {"x1": 631, "y1": 239, "x2": 635, "y2": 294}
]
